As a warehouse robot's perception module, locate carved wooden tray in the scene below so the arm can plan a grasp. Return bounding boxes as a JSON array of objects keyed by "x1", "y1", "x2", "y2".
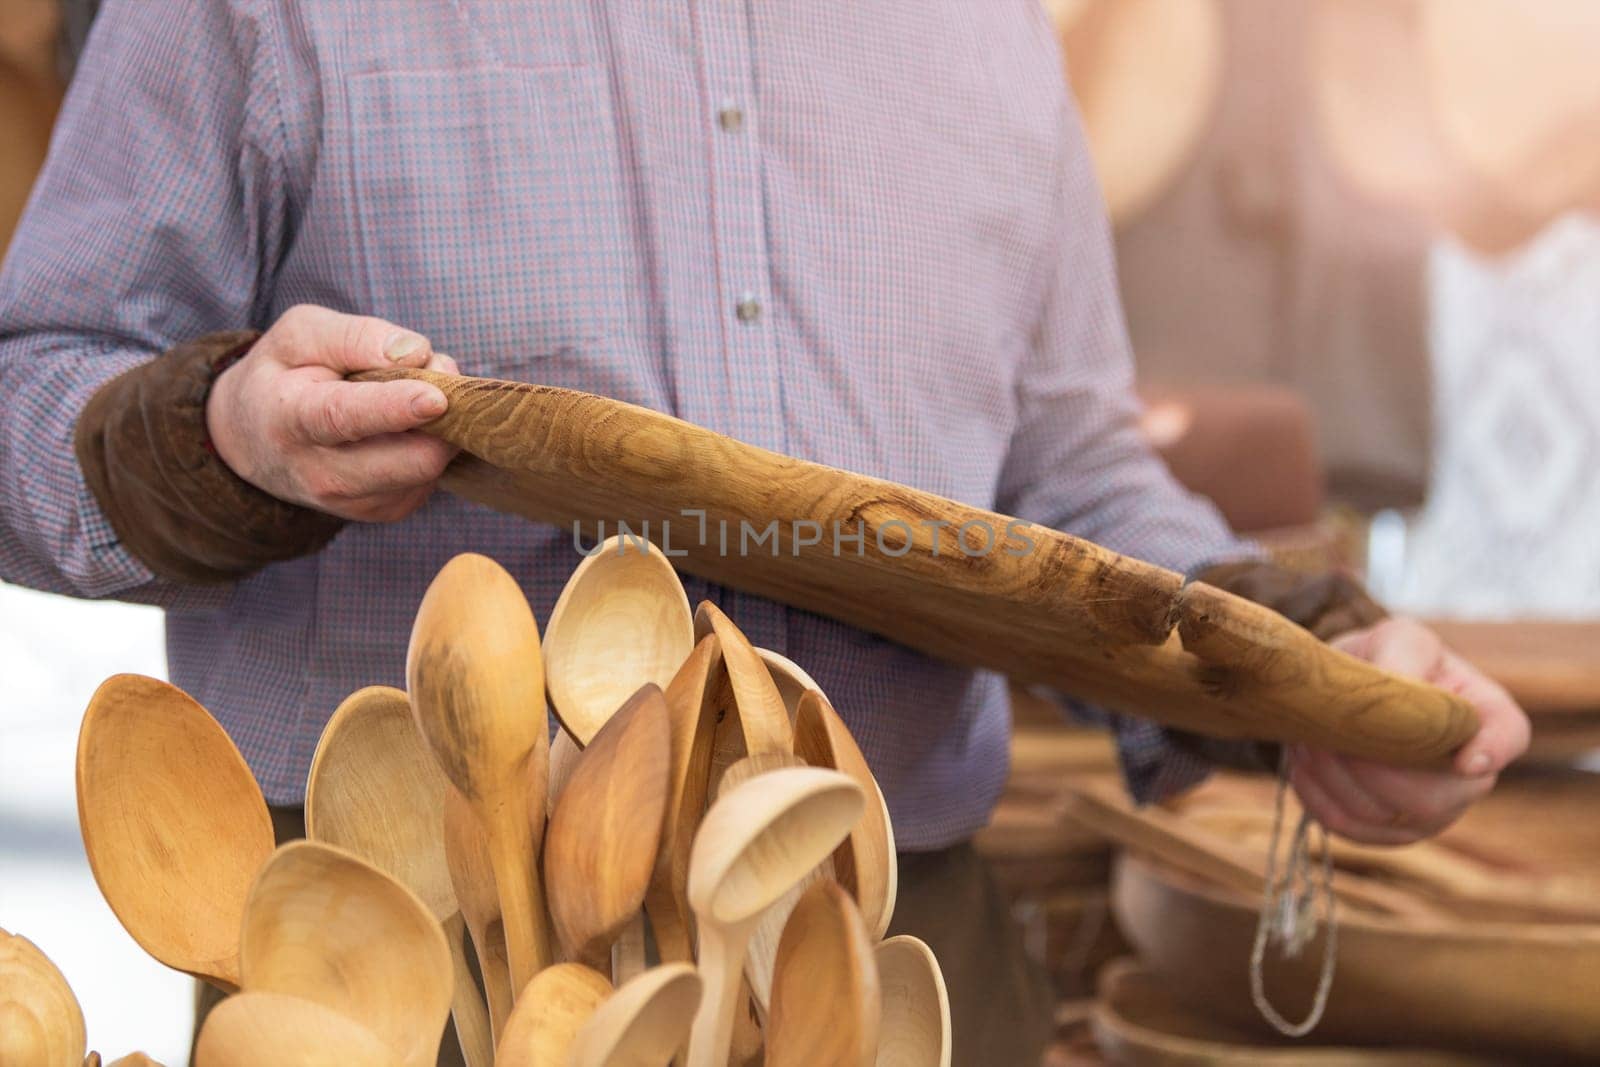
[{"x1": 364, "y1": 369, "x2": 1475, "y2": 765}]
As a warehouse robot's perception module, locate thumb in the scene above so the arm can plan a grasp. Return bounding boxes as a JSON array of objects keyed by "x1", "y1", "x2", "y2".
[{"x1": 273, "y1": 304, "x2": 434, "y2": 374}]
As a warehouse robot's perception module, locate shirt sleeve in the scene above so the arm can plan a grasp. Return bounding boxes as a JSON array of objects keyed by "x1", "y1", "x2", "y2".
[
  {"x1": 0, "y1": 0, "x2": 285, "y2": 610},
  {"x1": 993, "y1": 90, "x2": 1262, "y2": 802}
]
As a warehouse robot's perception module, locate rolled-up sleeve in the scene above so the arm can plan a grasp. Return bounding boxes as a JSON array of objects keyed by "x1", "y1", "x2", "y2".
[
  {"x1": 995, "y1": 92, "x2": 1260, "y2": 801},
  {"x1": 0, "y1": 0, "x2": 283, "y2": 609}
]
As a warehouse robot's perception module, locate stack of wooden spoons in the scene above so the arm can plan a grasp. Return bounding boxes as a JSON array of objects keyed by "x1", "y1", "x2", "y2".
[
  {"x1": 36, "y1": 540, "x2": 950, "y2": 1066},
  {"x1": 1063, "y1": 770, "x2": 1600, "y2": 1063}
]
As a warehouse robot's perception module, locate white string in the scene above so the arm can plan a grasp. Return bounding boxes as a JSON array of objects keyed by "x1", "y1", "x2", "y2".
[{"x1": 1249, "y1": 750, "x2": 1339, "y2": 1037}]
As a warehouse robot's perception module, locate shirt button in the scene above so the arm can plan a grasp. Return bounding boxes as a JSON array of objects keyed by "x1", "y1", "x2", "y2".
[
  {"x1": 718, "y1": 105, "x2": 745, "y2": 133},
  {"x1": 735, "y1": 295, "x2": 762, "y2": 323}
]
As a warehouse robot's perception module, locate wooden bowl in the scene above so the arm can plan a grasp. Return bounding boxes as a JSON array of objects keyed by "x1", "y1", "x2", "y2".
[{"x1": 1112, "y1": 854, "x2": 1600, "y2": 1061}]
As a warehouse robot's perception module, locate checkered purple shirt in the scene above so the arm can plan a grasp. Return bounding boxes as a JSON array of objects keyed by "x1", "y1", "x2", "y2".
[{"x1": 0, "y1": 0, "x2": 1247, "y2": 848}]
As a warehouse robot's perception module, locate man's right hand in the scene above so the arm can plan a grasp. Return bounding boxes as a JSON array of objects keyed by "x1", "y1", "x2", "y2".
[{"x1": 205, "y1": 304, "x2": 459, "y2": 522}]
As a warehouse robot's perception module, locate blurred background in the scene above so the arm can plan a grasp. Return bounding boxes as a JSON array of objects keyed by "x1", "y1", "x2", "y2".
[{"x1": 2, "y1": 0, "x2": 1597, "y2": 1061}]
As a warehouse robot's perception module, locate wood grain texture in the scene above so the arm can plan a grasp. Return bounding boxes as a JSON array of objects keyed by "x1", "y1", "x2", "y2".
[
  {"x1": 1177, "y1": 583, "x2": 1478, "y2": 764},
  {"x1": 696, "y1": 601, "x2": 793, "y2": 756},
  {"x1": 75, "y1": 674, "x2": 274, "y2": 990},
  {"x1": 544, "y1": 685, "x2": 670, "y2": 966},
  {"x1": 1113, "y1": 855, "x2": 1600, "y2": 1062},
  {"x1": 766, "y1": 882, "x2": 881, "y2": 1067},
  {"x1": 0, "y1": 931, "x2": 85, "y2": 1067},
  {"x1": 240, "y1": 841, "x2": 452, "y2": 1067},
  {"x1": 356, "y1": 369, "x2": 1479, "y2": 765}
]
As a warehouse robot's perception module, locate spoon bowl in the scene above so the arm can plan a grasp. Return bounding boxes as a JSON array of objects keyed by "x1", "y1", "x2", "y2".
[
  {"x1": 240, "y1": 841, "x2": 452, "y2": 1067},
  {"x1": 685, "y1": 766, "x2": 865, "y2": 1067},
  {"x1": 76, "y1": 674, "x2": 273, "y2": 989},
  {"x1": 874, "y1": 936, "x2": 951, "y2": 1067},
  {"x1": 305, "y1": 685, "x2": 493, "y2": 1067},
  {"x1": 408, "y1": 553, "x2": 553, "y2": 990},
  {"x1": 194, "y1": 991, "x2": 394, "y2": 1067},
  {"x1": 767, "y1": 881, "x2": 881, "y2": 1067},
  {"x1": 0, "y1": 931, "x2": 85, "y2": 1067},
  {"x1": 569, "y1": 963, "x2": 703, "y2": 1067},
  {"x1": 545, "y1": 535, "x2": 694, "y2": 744},
  {"x1": 495, "y1": 963, "x2": 613, "y2": 1067}
]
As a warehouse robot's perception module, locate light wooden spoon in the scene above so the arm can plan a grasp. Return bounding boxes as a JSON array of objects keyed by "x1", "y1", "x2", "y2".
[
  {"x1": 305, "y1": 685, "x2": 494, "y2": 1067},
  {"x1": 545, "y1": 684, "x2": 671, "y2": 968},
  {"x1": 443, "y1": 786, "x2": 516, "y2": 1038},
  {"x1": 874, "y1": 936, "x2": 951, "y2": 1067},
  {"x1": 646, "y1": 634, "x2": 724, "y2": 965},
  {"x1": 239, "y1": 840, "x2": 452, "y2": 1067},
  {"x1": 685, "y1": 766, "x2": 865, "y2": 1067},
  {"x1": 0, "y1": 931, "x2": 85, "y2": 1067},
  {"x1": 545, "y1": 535, "x2": 694, "y2": 744},
  {"x1": 408, "y1": 553, "x2": 553, "y2": 991},
  {"x1": 193, "y1": 991, "x2": 394, "y2": 1067},
  {"x1": 569, "y1": 963, "x2": 703, "y2": 1067},
  {"x1": 767, "y1": 881, "x2": 881, "y2": 1067},
  {"x1": 496, "y1": 963, "x2": 613, "y2": 1067},
  {"x1": 795, "y1": 688, "x2": 898, "y2": 940},
  {"x1": 75, "y1": 674, "x2": 273, "y2": 990},
  {"x1": 694, "y1": 601, "x2": 793, "y2": 756},
  {"x1": 546, "y1": 727, "x2": 583, "y2": 818},
  {"x1": 755, "y1": 647, "x2": 819, "y2": 719}
]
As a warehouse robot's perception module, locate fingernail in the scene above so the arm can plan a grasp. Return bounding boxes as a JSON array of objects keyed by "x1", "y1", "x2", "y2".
[
  {"x1": 385, "y1": 332, "x2": 427, "y2": 362},
  {"x1": 1465, "y1": 751, "x2": 1491, "y2": 776},
  {"x1": 411, "y1": 389, "x2": 446, "y2": 418}
]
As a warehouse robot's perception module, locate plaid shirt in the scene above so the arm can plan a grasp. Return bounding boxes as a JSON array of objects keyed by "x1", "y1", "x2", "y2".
[{"x1": 0, "y1": 0, "x2": 1247, "y2": 848}]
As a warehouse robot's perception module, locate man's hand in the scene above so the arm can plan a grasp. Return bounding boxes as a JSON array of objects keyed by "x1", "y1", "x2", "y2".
[
  {"x1": 206, "y1": 305, "x2": 459, "y2": 522},
  {"x1": 1290, "y1": 618, "x2": 1531, "y2": 845}
]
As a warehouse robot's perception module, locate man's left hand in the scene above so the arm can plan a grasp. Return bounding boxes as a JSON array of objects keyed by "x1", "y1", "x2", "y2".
[{"x1": 1289, "y1": 617, "x2": 1531, "y2": 845}]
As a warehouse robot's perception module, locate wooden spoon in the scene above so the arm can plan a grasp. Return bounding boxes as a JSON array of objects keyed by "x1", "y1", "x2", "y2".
[
  {"x1": 794, "y1": 688, "x2": 898, "y2": 940},
  {"x1": 767, "y1": 881, "x2": 881, "y2": 1067},
  {"x1": 305, "y1": 685, "x2": 494, "y2": 1067},
  {"x1": 684, "y1": 766, "x2": 865, "y2": 1067},
  {"x1": 193, "y1": 991, "x2": 394, "y2": 1067},
  {"x1": 443, "y1": 786, "x2": 516, "y2": 1037},
  {"x1": 875, "y1": 936, "x2": 951, "y2": 1067},
  {"x1": 408, "y1": 552, "x2": 553, "y2": 990},
  {"x1": 694, "y1": 601, "x2": 792, "y2": 755},
  {"x1": 646, "y1": 634, "x2": 724, "y2": 964},
  {"x1": 569, "y1": 963, "x2": 703, "y2": 1067},
  {"x1": 756, "y1": 648, "x2": 819, "y2": 719},
  {"x1": 75, "y1": 674, "x2": 273, "y2": 989},
  {"x1": 495, "y1": 963, "x2": 612, "y2": 1067},
  {"x1": 545, "y1": 684, "x2": 671, "y2": 968},
  {"x1": 240, "y1": 840, "x2": 452, "y2": 1067},
  {"x1": 546, "y1": 727, "x2": 583, "y2": 819},
  {"x1": 545, "y1": 534, "x2": 694, "y2": 744},
  {"x1": 0, "y1": 931, "x2": 85, "y2": 1067}
]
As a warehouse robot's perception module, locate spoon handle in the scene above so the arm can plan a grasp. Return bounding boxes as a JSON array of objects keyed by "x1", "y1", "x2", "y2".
[
  {"x1": 611, "y1": 913, "x2": 647, "y2": 985},
  {"x1": 685, "y1": 918, "x2": 754, "y2": 1067},
  {"x1": 478, "y1": 926, "x2": 514, "y2": 1039},
  {"x1": 487, "y1": 813, "x2": 553, "y2": 993},
  {"x1": 445, "y1": 916, "x2": 494, "y2": 1067}
]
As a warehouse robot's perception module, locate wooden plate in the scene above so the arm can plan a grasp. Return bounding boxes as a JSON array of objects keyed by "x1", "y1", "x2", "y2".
[{"x1": 360, "y1": 369, "x2": 1476, "y2": 765}]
